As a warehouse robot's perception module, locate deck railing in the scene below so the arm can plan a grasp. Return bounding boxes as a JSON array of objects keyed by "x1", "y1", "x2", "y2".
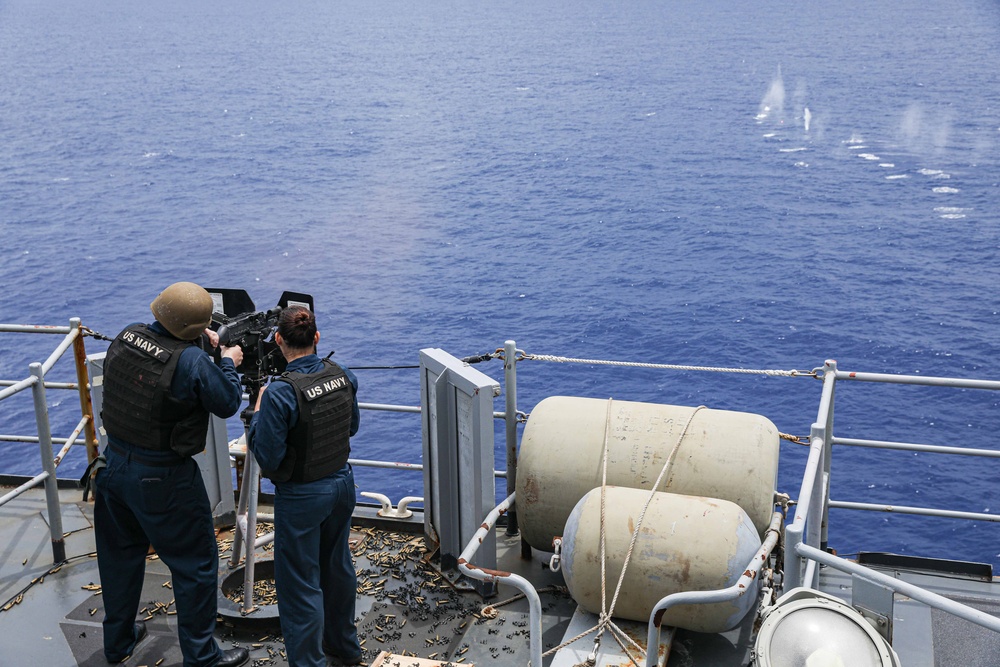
[
  {"x1": 786, "y1": 359, "x2": 1000, "y2": 634},
  {"x1": 465, "y1": 351, "x2": 1000, "y2": 664},
  {"x1": 10, "y1": 326, "x2": 1000, "y2": 655},
  {"x1": 0, "y1": 320, "x2": 99, "y2": 563}
]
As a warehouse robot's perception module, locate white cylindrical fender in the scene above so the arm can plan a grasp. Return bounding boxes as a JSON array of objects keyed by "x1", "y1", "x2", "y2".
[
  {"x1": 515, "y1": 396, "x2": 779, "y2": 550},
  {"x1": 560, "y1": 486, "x2": 762, "y2": 632}
]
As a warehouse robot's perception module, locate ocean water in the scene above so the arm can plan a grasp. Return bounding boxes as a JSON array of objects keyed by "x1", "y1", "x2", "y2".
[{"x1": 2, "y1": 0, "x2": 1000, "y2": 567}]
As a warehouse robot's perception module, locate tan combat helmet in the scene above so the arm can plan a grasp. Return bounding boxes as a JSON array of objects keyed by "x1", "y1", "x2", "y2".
[{"x1": 150, "y1": 282, "x2": 213, "y2": 340}]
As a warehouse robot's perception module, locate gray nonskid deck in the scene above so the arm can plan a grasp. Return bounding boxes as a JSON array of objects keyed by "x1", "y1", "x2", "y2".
[
  {"x1": 818, "y1": 566, "x2": 1000, "y2": 667},
  {"x1": 0, "y1": 486, "x2": 580, "y2": 667},
  {"x1": 0, "y1": 486, "x2": 287, "y2": 667},
  {"x1": 6, "y1": 484, "x2": 1000, "y2": 666}
]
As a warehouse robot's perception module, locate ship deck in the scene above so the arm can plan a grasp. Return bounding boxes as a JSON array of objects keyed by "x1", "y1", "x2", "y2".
[
  {"x1": 4, "y1": 480, "x2": 1000, "y2": 667},
  {"x1": 1, "y1": 481, "x2": 579, "y2": 667}
]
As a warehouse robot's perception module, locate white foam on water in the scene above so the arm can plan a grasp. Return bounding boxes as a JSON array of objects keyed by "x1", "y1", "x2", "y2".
[{"x1": 934, "y1": 207, "x2": 970, "y2": 216}]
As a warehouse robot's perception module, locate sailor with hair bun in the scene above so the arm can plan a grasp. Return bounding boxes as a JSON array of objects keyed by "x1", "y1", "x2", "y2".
[{"x1": 248, "y1": 305, "x2": 363, "y2": 667}]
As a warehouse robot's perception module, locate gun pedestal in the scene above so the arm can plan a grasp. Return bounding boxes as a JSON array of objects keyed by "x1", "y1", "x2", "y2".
[
  {"x1": 226, "y1": 380, "x2": 275, "y2": 620},
  {"x1": 208, "y1": 288, "x2": 313, "y2": 623},
  {"x1": 232, "y1": 396, "x2": 261, "y2": 498}
]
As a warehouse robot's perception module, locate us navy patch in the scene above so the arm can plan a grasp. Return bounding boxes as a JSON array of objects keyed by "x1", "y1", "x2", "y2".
[
  {"x1": 304, "y1": 375, "x2": 348, "y2": 401},
  {"x1": 121, "y1": 330, "x2": 170, "y2": 362}
]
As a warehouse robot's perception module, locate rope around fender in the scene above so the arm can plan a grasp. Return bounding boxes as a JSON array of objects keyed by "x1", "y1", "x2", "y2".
[
  {"x1": 523, "y1": 353, "x2": 818, "y2": 378},
  {"x1": 540, "y1": 402, "x2": 706, "y2": 666}
]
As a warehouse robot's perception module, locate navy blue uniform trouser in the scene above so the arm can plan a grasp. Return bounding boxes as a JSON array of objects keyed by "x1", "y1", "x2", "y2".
[
  {"x1": 94, "y1": 446, "x2": 224, "y2": 666},
  {"x1": 274, "y1": 464, "x2": 361, "y2": 667}
]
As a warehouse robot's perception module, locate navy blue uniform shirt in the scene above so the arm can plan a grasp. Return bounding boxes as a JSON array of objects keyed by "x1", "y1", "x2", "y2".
[{"x1": 247, "y1": 354, "x2": 360, "y2": 474}]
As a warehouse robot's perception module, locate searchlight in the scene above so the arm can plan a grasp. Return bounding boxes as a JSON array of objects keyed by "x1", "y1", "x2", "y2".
[{"x1": 753, "y1": 588, "x2": 901, "y2": 667}]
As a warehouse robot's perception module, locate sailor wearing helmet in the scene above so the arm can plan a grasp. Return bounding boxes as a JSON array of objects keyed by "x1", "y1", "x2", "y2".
[{"x1": 94, "y1": 282, "x2": 250, "y2": 667}]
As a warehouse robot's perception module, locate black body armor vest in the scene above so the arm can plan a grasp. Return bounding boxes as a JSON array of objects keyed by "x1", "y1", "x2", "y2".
[
  {"x1": 265, "y1": 360, "x2": 354, "y2": 483},
  {"x1": 101, "y1": 324, "x2": 210, "y2": 457}
]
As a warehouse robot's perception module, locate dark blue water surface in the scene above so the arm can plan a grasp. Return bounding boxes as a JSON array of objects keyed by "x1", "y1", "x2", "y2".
[{"x1": 2, "y1": 0, "x2": 1000, "y2": 566}]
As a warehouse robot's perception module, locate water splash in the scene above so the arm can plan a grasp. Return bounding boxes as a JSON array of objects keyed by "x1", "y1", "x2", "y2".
[
  {"x1": 900, "y1": 102, "x2": 954, "y2": 153},
  {"x1": 803, "y1": 107, "x2": 812, "y2": 133},
  {"x1": 756, "y1": 66, "x2": 785, "y2": 122}
]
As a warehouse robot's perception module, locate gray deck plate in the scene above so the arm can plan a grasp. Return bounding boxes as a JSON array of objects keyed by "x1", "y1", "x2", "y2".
[{"x1": 7, "y1": 485, "x2": 1000, "y2": 666}]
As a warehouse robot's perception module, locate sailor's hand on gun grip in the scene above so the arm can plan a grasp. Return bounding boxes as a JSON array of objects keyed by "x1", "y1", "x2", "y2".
[
  {"x1": 203, "y1": 328, "x2": 220, "y2": 348},
  {"x1": 221, "y1": 345, "x2": 243, "y2": 368}
]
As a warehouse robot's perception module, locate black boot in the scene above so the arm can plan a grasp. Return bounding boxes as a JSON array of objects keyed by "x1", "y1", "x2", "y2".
[{"x1": 217, "y1": 647, "x2": 250, "y2": 667}]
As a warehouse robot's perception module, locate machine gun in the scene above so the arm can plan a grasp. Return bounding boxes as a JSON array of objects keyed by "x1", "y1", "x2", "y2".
[
  {"x1": 205, "y1": 288, "x2": 315, "y2": 422},
  {"x1": 216, "y1": 307, "x2": 282, "y2": 350},
  {"x1": 214, "y1": 305, "x2": 285, "y2": 386}
]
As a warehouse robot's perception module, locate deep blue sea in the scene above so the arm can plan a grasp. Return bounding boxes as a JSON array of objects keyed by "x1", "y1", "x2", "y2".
[{"x1": 2, "y1": 0, "x2": 1000, "y2": 568}]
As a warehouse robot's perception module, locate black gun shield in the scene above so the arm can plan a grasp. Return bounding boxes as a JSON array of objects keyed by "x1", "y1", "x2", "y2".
[
  {"x1": 277, "y1": 291, "x2": 314, "y2": 312},
  {"x1": 204, "y1": 288, "x2": 256, "y2": 319}
]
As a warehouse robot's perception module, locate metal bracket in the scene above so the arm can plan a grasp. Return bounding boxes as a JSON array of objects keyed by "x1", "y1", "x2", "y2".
[
  {"x1": 852, "y1": 574, "x2": 895, "y2": 643},
  {"x1": 360, "y1": 492, "x2": 423, "y2": 519}
]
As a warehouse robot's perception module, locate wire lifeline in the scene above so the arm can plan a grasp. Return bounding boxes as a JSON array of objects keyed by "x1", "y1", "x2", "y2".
[
  {"x1": 523, "y1": 353, "x2": 817, "y2": 378},
  {"x1": 351, "y1": 350, "x2": 502, "y2": 371},
  {"x1": 79, "y1": 326, "x2": 113, "y2": 342}
]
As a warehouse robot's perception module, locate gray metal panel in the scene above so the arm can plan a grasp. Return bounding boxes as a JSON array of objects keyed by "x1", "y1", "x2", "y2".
[
  {"x1": 852, "y1": 574, "x2": 895, "y2": 643},
  {"x1": 198, "y1": 415, "x2": 236, "y2": 526},
  {"x1": 87, "y1": 353, "x2": 108, "y2": 451},
  {"x1": 419, "y1": 352, "x2": 443, "y2": 545},
  {"x1": 86, "y1": 352, "x2": 236, "y2": 527},
  {"x1": 892, "y1": 600, "x2": 935, "y2": 667},
  {"x1": 430, "y1": 371, "x2": 459, "y2": 555},
  {"x1": 419, "y1": 348, "x2": 500, "y2": 587}
]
